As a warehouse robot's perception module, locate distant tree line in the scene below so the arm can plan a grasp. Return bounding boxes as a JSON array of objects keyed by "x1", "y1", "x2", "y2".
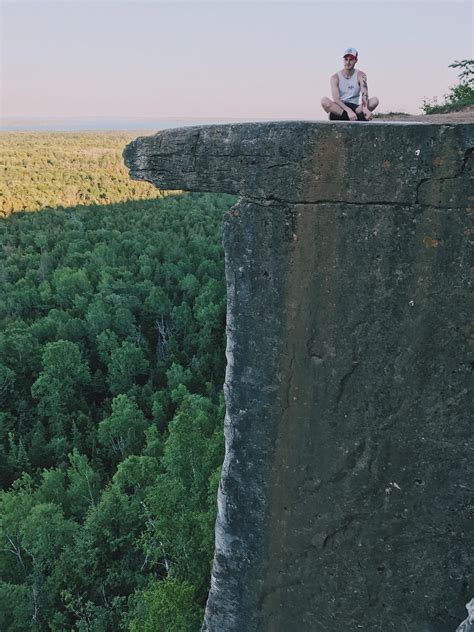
[{"x1": 0, "y1": 132, "x2": 170, "y2": 216}]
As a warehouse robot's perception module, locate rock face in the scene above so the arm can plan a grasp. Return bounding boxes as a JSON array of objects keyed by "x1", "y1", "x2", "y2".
[
  {"x1": 456, "y1": 598, "x2": 474, "y2": 632},
  {"x1": 124, "y1": 122, "x2": 473, "y2": 632}
]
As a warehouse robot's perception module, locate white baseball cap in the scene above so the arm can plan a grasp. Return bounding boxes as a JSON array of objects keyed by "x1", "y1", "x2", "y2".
[{"x1": 343, "y1": 47, "x2": 358, "y2": 59}]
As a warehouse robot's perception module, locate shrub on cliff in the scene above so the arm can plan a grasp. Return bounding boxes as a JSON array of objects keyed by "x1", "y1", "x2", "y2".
[{"x1": 422, "y1": 59, "x2": 474, "y2": 113}]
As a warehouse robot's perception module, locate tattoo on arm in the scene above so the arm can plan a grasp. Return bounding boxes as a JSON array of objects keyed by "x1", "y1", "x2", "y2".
[{"x1": 361, "y1": 76, "x2": 369, "y2": 108}]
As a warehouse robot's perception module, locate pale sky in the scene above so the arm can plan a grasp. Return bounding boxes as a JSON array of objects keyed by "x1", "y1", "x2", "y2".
[{"x1": 1, "y1": 0, "x2": 473, "y2": 120}]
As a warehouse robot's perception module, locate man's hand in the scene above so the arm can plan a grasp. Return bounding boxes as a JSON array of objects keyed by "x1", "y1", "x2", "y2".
[{"x1": 347, "y1": 109, "x2": 358, "y2": 121}]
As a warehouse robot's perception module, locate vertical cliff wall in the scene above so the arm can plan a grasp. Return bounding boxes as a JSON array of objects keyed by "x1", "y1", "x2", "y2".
[{"x1": 124, "y1": 122, "x2": 473, "y2": 632}]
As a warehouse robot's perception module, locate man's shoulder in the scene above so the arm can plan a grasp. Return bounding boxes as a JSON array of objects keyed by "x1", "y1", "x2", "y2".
[
  {"x1": 357, "y1": 69, "x2": 367, "y2": 80},
  {"x1": 331, "y1": 71, "x2": 340, "y2": 82}
]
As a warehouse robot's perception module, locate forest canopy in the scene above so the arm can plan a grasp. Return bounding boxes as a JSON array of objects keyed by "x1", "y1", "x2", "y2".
[{"x1": 0, "y1": 132, "x2": 235, "y2": 630}]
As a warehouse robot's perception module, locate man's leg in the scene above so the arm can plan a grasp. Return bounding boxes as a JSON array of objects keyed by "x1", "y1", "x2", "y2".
[
  {"x1": 368, "y1": 97, "x2": 379, "y2": 111},
  {"x1": 321, "y1": 97, "x2": 345, "y2": 119},
  {"x1": 355, "y1": 97, "x2": 380, "y2": 118}
]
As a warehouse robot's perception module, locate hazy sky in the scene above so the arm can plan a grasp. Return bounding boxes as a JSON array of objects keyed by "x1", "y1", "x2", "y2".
[{"x1": 1, "y1": 0, "x2": 473, "y2": 120}]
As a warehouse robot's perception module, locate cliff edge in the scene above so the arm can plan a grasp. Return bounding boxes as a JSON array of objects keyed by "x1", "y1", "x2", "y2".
[{"x1": 124, "y1": 121, "x2": 473, "y2": 632}]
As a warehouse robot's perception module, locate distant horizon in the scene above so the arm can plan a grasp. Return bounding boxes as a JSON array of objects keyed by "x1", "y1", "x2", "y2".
[
  {"x1": 1, "y1": 114, "x2": 328, "y2": 132},
  {"x1": 1, "y1": 107, "x2": 419, "y2": 132}
]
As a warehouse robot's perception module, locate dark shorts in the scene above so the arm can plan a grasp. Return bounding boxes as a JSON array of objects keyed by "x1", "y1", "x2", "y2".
[{"x1": 329, "y1": 101, "x2": 365, "y2": 121}]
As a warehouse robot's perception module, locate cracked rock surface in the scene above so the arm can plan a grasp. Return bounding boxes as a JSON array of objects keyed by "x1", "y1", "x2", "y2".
[{"x1": 124, "y1": 122, "x2": 473, "y2": 632}]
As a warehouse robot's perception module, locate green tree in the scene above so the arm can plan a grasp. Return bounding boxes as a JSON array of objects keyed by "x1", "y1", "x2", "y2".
[
  {"x1": 107, "y1": 342, "x2": 149, "y2": 395},
  {"x1": 422, "y1": 58, "x2": 474, "y2": 112},
  {"x1": 66, "y1": 450, "x2": 101, "y2": 517},
  {"x1": 31, "y1": 340, "x2": 91, "y2": 419},
  {"x1": 0, "y1": 322, "x2": 42, "y2": 381},
  {"x1": 86, "y1": 298, "x2": 112, "y2": 336},
  {"x1": 0, "y1": 363, "x2": 15, "y2": 406},
  {"x1": 98, "y1": 394, "x2": 149, "y2": 459},
  {"x1": 0, "y1": 582, "x2": 33, "y2": 632},
  {"x1": 20, "y1": 502, "x2": 77, "y2": 618},
  {"x1": 143, "y1": 392, "x2": 223, "y2": 598},
  {"x1": 52, "y1": 267, "x2": 92, "y2": 310},
  {"x1": 128, "y1": 579, "x2": 203, "y2": 632}
]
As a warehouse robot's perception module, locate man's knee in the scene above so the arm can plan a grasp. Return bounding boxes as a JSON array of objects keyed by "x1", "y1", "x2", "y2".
[
  {"x1": 370, "y1": 97, "x2": 379, "y2": 110},
  {"x1": 321, "y1": 97, "x2": 331, "y2": 110}
]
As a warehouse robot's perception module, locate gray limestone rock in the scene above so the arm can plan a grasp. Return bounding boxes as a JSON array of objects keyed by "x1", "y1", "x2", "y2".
[
  {"x1": 456, "y1": 599, "x2": 474, "y2": 632},
  {"x1": 124, "y1": 121, "x2": 474, "y2": 632}
]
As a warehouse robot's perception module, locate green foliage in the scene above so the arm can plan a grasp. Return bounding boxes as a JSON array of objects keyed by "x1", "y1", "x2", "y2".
[
  {"x1": 0, "y1": 132, "x2": 168, "y2": 216},
  {"x1": 143, "y1": 391, "x2": 224, "y2": 597},
  {"x1": 66, "y1": 450, "x2": 102, "y2": 516},
  {"x1": 422, "y1": 58, "x2": 474, "y2": 113},
  {"x1": 52, "y1": 267, "x2": 93, "y2": 309},
  {"x1": 31, "y1": 340, "x2": 91, "y2": 418},
  {"x1": 128, "y1": 579, "x2": 203, "y2": 632},
  {"x1": 107, "y1": 342, "x2": 150, "y2": 396},
  {"x1": 449, "y1": 58, "x2": 474, "y2": 84},
  {"x1": 0, "y1": 581, "x2": 34, "y2": 632},
  {"x1": 0, "y1": 131, "x2": 235, "y2": 629},
  {"x1": 98, "y1": 395, "x2": 149, "y2": 458},
  {"x1": 0, "y1": 362, "x2": 15, "y2": 404}
]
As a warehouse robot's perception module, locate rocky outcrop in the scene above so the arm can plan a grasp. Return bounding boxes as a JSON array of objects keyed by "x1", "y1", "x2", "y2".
[
  {"x1": 124, "y1": 121, "x2": 473, "y2": 632},
  {"x1": 456, "y1": 599, "x2": 474, "y2": 632}
]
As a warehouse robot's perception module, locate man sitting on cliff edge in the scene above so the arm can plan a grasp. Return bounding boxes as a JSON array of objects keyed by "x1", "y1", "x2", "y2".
[{"x1": 321, "y1": 48, "x2": 379, "y2": 121}]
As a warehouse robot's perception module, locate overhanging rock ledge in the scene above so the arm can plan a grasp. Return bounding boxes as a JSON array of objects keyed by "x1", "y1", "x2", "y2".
[{"x1": 124, "y1": 121, "x2": 473, "y2": 632}]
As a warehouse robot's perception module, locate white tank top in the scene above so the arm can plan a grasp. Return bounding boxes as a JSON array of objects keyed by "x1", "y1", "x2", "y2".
[{"x1": 338, "y1": 70, "x2": 360, "y2": 105}]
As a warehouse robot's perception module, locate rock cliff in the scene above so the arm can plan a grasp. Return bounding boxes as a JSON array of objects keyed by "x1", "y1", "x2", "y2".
[{"x1": 124, "y1": 121, "x2": 473, "y2": 632}]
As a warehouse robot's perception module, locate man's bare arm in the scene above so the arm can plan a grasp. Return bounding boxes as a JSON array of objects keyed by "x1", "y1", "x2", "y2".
[
  {"x1": 330, "y1": 74, "x2": 357, "y2": 120},
  {"x1": 359, "y1": 71, "x2": 369, "y2": 107},
  {"x1": 358, "y1": 71, "x2": 373, "y2": 119}
]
